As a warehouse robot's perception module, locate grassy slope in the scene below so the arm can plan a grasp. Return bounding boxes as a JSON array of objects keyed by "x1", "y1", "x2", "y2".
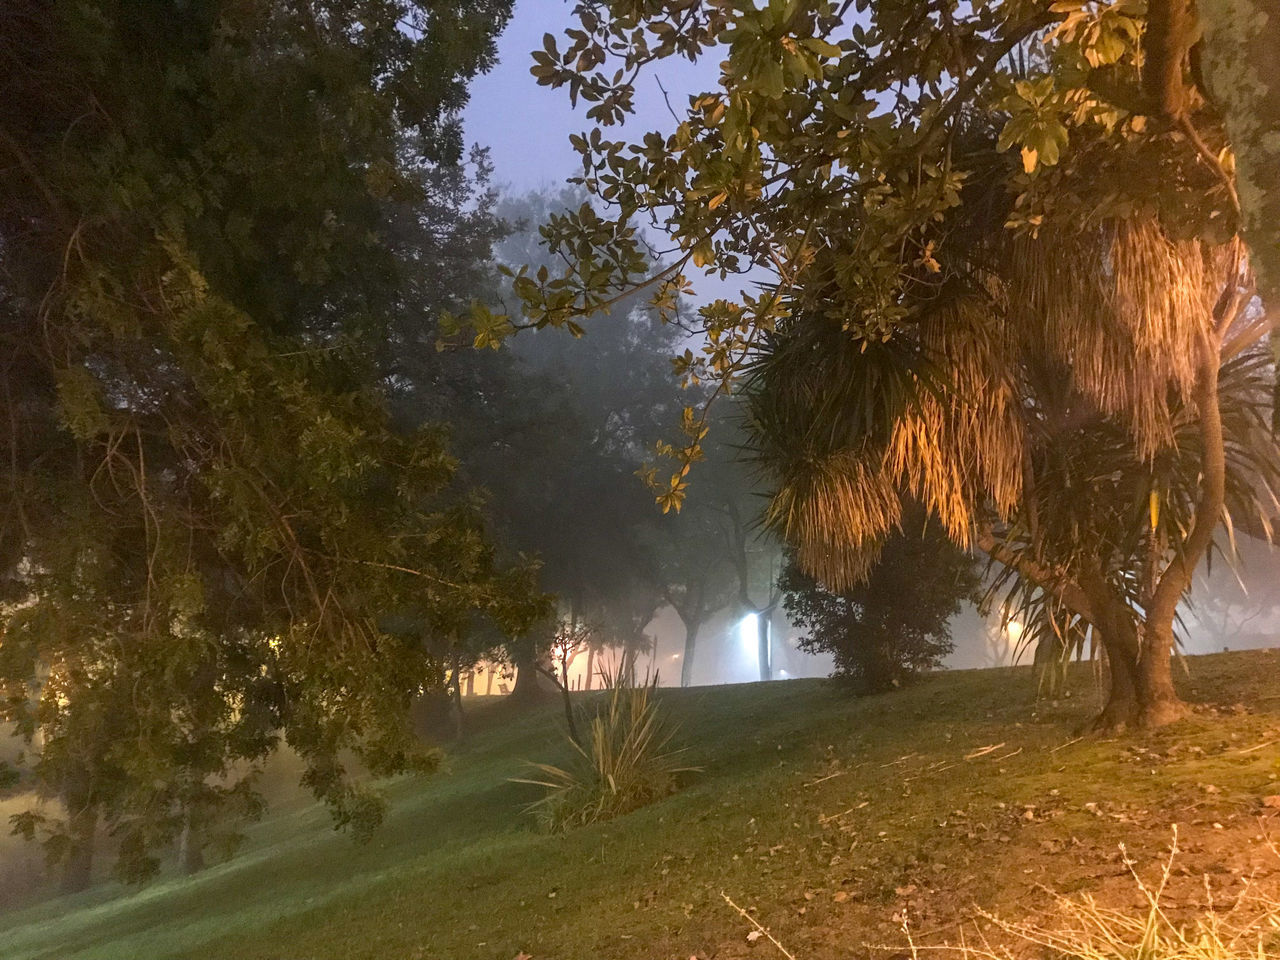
[{"x1": 2, "y1": 651, "x2": 1280, "y2": 960}]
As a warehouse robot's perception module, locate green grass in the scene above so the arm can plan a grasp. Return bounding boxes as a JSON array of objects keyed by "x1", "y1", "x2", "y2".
[{"x1": 3, "y1": 651, "x2": 1280, "y2": 960}]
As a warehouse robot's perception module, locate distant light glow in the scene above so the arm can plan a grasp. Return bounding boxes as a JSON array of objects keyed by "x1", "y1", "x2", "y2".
[
  {"x1": 1007, "y1": 620, "x2": 1024, "y2": 641},
  {"x1": 671, "y1": 653, "x2": 680, "y2": 659},
  {"x1": 738, "y1": 613, "x2": 759, "y2": 656},
  {"x1": 779, "y1": 669, "x2": 788, "y2": 678}
]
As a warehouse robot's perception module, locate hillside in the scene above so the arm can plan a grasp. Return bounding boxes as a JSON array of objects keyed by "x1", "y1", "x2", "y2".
[{"x1": 2, "y1": 651, "x2": 1280, "y2": 960}]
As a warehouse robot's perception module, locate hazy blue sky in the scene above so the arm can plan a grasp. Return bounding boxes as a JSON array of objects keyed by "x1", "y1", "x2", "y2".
[
  {"x1": 463, "y1": 1, "x2": 716, "y2": 193},
  {"x1": 462, "y1": 2, "x2": 741, "y2": 308}
]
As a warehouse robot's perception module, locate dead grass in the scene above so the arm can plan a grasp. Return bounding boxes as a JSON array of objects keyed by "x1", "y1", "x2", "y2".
[{"x1": 899, "y1": 827, "x2": 1280, "y2": 960}]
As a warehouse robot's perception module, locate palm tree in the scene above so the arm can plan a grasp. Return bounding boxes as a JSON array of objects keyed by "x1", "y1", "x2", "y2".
[{"x1": 744, "y1": 123, "x2": 1279, "y2": 729}]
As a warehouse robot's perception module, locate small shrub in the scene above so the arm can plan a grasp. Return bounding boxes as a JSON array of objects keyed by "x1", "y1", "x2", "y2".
[
  {"x1": 778, "y1": 509, "x2": 979, "y2": 694},
  {"x1": 513, "y1": 675, "x2": 699, "y2": 831}
]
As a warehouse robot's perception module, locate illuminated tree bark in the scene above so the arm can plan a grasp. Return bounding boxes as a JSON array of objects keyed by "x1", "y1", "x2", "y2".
[{"x1": 1197, "y1": 0, "x2": 1280, "y2": 306}]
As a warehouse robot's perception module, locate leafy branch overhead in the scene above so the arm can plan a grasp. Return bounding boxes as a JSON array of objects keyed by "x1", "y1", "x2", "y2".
[
  {"x1": 485, "y1": 0, "x2": 1280, "y2": 734},
  {"x1": 460, "y1": 0, "x2": 1266, "y2": 512}
]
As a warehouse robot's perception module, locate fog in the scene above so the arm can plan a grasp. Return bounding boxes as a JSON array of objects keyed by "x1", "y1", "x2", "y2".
[{"x1": 466, "y1": 532, "x2": 1280, "y2": 695}]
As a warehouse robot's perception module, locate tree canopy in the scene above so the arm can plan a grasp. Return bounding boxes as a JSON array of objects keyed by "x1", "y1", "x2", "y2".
[
  {"x1": 0, "y1": 0, "x2": 545, "y2": 887},
  {"x1": 477, "y1": 0, "x2": 1280, "y2": 729}
]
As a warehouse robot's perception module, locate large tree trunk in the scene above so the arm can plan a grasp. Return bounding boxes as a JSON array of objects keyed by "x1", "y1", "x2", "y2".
[
  {"x1": 1080, "y1": 572, "x2": 1143, "y2": 730},
  {"x1": 1138, "y1": 339, "x2": 1225, "y2": 726},
  {"x1": 1095, "y1": 630, "x2": 1141, "y2": 730},
  {"x1": 1197, "y1": 0, "x2": 1280, "y2": 309},
  {"x1": 60, "y1": 774, "x2": 96, "y2": 894},
  {"x1": 679, "y1": 616, "x2": 700, "y2": 688},
  {"x1": 1092, "y1": 635, "x2": 1142, "y2": 730},
  {"x1": 178, "y1": 815, "x2": 205, "y2": 876},
  {"x1": 509, "y1": 640, "x2": 552, "y2": 705},
  {"x1": 1136, "y1": 621, "x2": 1186, "y2": 727},
  {"x1": 1081, "y1": 543, "x2": 1195, "y2": 732}
]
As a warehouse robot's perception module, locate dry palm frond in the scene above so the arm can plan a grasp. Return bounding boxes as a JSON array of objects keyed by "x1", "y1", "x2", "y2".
[
  {"x1": 1007, "y1": 219, "x2": 1234, "y2": 459},
  {"x1": 764, "y1": 449, "x2": 901, "y2": 591},
  {"x1": 884, "y1": 396, "x2": 973, "y2": 546},
  {"x1": 918, "y1": 295, "x2": 1026, "y2": 521}
]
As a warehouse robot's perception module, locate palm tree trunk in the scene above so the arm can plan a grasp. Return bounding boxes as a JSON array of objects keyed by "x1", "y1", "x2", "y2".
[
  {"x1": 1135, "y1": 620, "x2": 1184, "y2": 725},
  {"x1": 1139, "y1": 338, "x2": 1225, "y2": 725},
  {"x1": 977, "y1": 532, "x2": 1142, "y2": 725},
  {"x1": 1095, "y1": 631, "x2": 1140, "y2": 730},
  {"x1": 1077, "y1": 570, "x2": 1142, "y2": 729}
]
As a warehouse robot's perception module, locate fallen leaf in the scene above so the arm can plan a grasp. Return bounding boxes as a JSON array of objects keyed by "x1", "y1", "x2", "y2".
[
  {"x1": 1263, "y1": 795, "x2": 1280, "y2": 809},
  {"x1": 746, "y1": 930, "x2": 763, "y2": 943},
  {"x1": 832, "y1": 890, "x2": 849, "y2": 903}
]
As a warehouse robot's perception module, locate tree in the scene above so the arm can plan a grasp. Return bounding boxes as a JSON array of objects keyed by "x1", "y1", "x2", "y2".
[
  {"x1": 1148, "y1": 0, "x2": 1280, "y2": 308},
  {"x1": 469, "y1": 190, "x2": 695, "y2": 695},
  {"x1": 0, "y1": 0, "x2": 544, "y2": 888},
  {"x1": 779, "y1": 513, "x2": 979, "y2": 693},
  {"x1": 745, "y1": 121, "x2": 1278, "y2": 727},
  {"x1": 641, "y1": 502, "x2": 737, "y2": 688},
  {"x1": 468, "y1": 1, "x2": 1280, "y2": 729},
  {"x1": 634, "y1": 401, "x2": 774, "y2": 687},
  {"x1": 705, "y1": 414, "x2": 787, "y2": 682}
]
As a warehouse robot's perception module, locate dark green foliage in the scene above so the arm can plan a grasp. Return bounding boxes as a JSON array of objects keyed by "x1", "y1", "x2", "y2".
[
  {"x1": 0, "y1": 0, "x2": 544, "y2": 886},
  {"x1": 779, "y1": 515, "x2": 979, "y2": 693}
]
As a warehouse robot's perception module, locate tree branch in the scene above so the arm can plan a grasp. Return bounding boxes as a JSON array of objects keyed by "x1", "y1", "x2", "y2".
[{"x1": 975, "y1": 528, "x2": 1095, "y2": 623}]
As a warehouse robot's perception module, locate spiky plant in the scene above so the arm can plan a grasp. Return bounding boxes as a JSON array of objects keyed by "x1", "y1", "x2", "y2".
[{"x1": 512, "y1": 672, "x2": 699, "y2": 831}]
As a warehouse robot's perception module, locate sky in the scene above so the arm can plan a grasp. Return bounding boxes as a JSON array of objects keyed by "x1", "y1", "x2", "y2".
[
  {"x1": 462, "y1": 2, "x2": 748, "y2": 311},
  {"x1": 463, "y1": 1, "x2": 717, "y2": 194}
]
